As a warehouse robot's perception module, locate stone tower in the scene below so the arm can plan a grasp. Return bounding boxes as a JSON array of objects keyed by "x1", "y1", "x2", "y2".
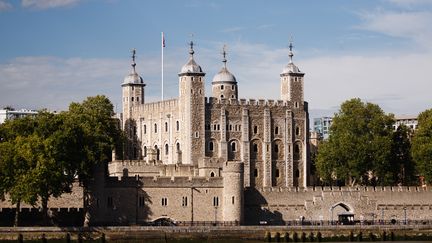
[
  {"x1": 280, "y1": 42, "x2": 304, "y2": 105},
  {"x1": 212, "y1": 46, "x2": 238, "y2": 100},
  {"x1": 279, "y1": 41, "x2": 309, "y2": 187},
  {"x1": 178, "y1": 42, "x2": 206, "y2": 165},
  {"x1": 222, "y1": 161, "x2": 244, "y2": 224},
  {"x1": 122, "y1": 49, "x2": 145, "y2": 159}
]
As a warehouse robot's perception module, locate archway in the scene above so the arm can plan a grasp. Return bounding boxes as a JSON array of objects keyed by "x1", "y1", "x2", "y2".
[{"x1": 330, "y1": 202, "x2": 354, "y2": 225}]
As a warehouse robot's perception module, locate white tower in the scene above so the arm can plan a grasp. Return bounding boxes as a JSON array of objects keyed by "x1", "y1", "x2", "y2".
[
  {"x1": 122, "y1": 49, "x2": 145, "y2": 159},
  {"x1": 212, "y1": 46, "x2": 238, "y2": 100},
  {"x1": 178, "y1": 42, "x2": 206, "y2": 165}
]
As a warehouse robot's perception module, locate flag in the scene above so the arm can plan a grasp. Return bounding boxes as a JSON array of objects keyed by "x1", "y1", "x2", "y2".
[{"x1": 162, "y1": 32, "x2": 165, "y2": 48}]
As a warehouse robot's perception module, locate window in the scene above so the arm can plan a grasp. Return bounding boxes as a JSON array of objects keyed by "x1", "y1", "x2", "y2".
[
  {"x1": 209, "y1": 141, "x2": 214, "y2": 151},
  {"x1": 139, "y1": 196, "x2": 145, "y2": 207},
  {"x1": 131, "y1": 97, "x2": 134, "y2": 101},
  {"x1": 296, "y1": 126, "x2": 300, "y2": 136},
  {"x1": 161, "y1": 197, "x2": 168, "y2": 206},
  {"x1": 107, "y1": 197, "x2": 113, "y2": 208},
  {"x1": 275, "y1": 169, "x2": 280, "y2": 178},
  {"x1": 191, "y1": 77, "x2": 194, "y2": 81},
  {"x1": 253, "y1": 126, "x2": 258, "y2": 134},
  {"x1": 165, "y1": 144, "x2": 169, "y2": 155},
  {"x1": 133, "y1": 126, "x2": 137, "y2": 136},
  {"x1": 217, "y1": 124, "x2": 220, "y2": 130},
  {"x1": 254, "y1": 169, "x2": 258, "y2": 177},
  {"x1": 232, "y1": 196, "x2": 235, "y2": 204},
  {"x1": 144, "y1": 146, "x2": 147, "y2": 157},
  {"x1": 253, "y1": 143, "x2": 258, "y2": 152},
  {"x1": 165, "y1": 122, "x2": 168, "y2": 132},
  {"x1": 176, "y1": 143, "x2": 180, "y2": 152},
  {"x1": 229, "y1": 124, "x2": 232, "y2": 130},
  {"x1": 231, "y1": 85, "x2": 235, "y2": 90},
  {"x1": 221, "y1": 95, "x2": 224, "y2": 99},
  {"x1": 274, "y1": 144, "x2": 279, "y2": 153},
  {"x1": 210, "y1": 172, "x2": 215, "y2": 177},
  {"x1": 231, "y1": 141, "x2": 237, "y2": 152},
  {"x1": 182, "y1": 197, "x2": 188, "y2": 207},
  {"x1": 221, "y1": 85, "x2": 224, "y2": 90},
  {"x1": 154, "y1": 123, "x2": 157, "y2": 133},
  {"x1": 213, "y1": 197, "x2": 219, "y2": 207},
  {"x1": 295, "y1": 169, "x2": 300, "y2": 178},
  {"x1": 144, "y1": 125, "x2": 146, "y2": 134},
  {"x1": 231, "y1": 95, "x2": 234, "y2": 98},
  {"x1": 194, "y1": 132, "x2": 199, "y2": 138},
  {"x1": 275, "y1": 126, "x2": 279, "y2": 135},
  {"x1": 176, "y1": 121, "x2": 180, "y2": 131},
  {"x1": 137, "y1": 97, "x2": 139, "y2": 102}
]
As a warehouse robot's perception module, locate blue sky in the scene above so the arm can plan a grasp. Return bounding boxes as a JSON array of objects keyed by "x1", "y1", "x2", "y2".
[{"x1": 0, "y1": 0, "x2": 431, "y2": 119}]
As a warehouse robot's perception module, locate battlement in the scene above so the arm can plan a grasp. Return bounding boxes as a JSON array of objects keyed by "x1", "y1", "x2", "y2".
[
  {"x1": 205, "y1": 97, "x2": 290, "y2": 107},
  {"x1": 139, "y1": 176, "x2": 223, "y2": 188},
  {"x1": 256, "y1": 186, "x2": 431, "y2": 193},
  {"x1": 134, "y1": 98, "x2": 179, "y2": 113}
]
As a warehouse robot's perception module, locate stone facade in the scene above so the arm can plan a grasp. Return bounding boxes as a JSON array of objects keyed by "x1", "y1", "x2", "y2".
[{"x1": 2, "y1": 42, "x2": 432, "y2": 226}]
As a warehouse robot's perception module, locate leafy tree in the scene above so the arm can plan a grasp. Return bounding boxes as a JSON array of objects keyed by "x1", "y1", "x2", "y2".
[
  {"x1": 412, "y1": 109, "x2": 432, "y2": 184},
  {"x1": 390, "y1": 125, "x2": 416, "y2": 185},
  {"x1": 65, "y1": 95, "x2": 121, "y2": 226},
  {"x1": 316, "y1": 98, "x2": 395, "y2": 186}
]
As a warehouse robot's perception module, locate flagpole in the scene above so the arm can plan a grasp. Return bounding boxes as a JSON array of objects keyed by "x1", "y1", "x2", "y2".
[{"x1": 161, "y1": 32, "x2": 164, "y2": 100}]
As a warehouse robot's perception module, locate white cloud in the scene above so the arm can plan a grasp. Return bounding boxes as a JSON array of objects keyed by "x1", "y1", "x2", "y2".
[
  {"x1": 21, "y1": 0, "x2": 80, "y2": 9},
  {"x1": 0, "y1": 0, "x2": 12, "y2": 11},
  {"x1": 385, "y1": 0, "x2": 432, "y2": 7},
  {"x1": 357, "y1": 10, "x2": 432, "y2": 48}
]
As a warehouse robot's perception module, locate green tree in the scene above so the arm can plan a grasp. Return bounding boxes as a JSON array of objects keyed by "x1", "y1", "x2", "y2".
[
  {"x1": 0, "y1": 117, "x2": 40, "y2": 226},
  {"x1": 66, "y1": 95, "x2": 121, "y2": 226},
  {"x1": 316, "y1": 98, "x2": 395, "y2": 186},
  {"x1": 412, "y1": 109, "x2": 432, "y2": 184},
  {"x1": 390, "y1": 125, "x2": 416, "y2": 185}
]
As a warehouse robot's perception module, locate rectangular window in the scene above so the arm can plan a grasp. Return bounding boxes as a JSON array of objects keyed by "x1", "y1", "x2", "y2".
[
  {"x1": 107, "y1": 196, "x2": 113, "y2": 208},
  {"x1": 213, "y1": 197, "x2": 219, "y2": 207},
  {"x1": 182, "y1": 196, "x2": 188, "y2": 207},
  {"x1": 161, "y1": 197, "x2": 168, "y2": 206},
  {"x1": 232, "y1": 196, "x2": 235, "y2": 204}
]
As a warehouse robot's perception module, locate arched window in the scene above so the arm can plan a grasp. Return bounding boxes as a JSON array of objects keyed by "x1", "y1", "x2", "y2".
[
  {"x1": 143, "y1": 125, "x2": 146, "y2": 134},
  {"x1": 143, "y1": 146, "x2": 147, "y2": 157},
  {"x1": 275, "y1": 126, "x2": 279, "y2": 135},
  {"x1": 231, "y1": 141, "x2": 237, "y2": 152},
  {"x1": 209, "y1": 141, "x2": 214, "y2": 151},
  {"x1": 253, "y1": 126, "x2": 258, "y2": 134},
  {"x1": 176, "y1": 143, "x2": 180, "y2": 152},
  {"x1": 210, "y1": 172, "x2": 215, "y2": 177},
  {"x1": 221, "y1": 85, "x2": 224, "y2": 90},
  {"x1": 165, "y1": 144, "x2": 169, "y2": 155},
  {"x1": 155, "y1": 145, "x2": 160, "y2": 161},
  {"x1": 154, "y1": 123, "x2": 157, "y2": 133},
  {"x1": 165, "y1": 122, "x2": 168, "y2": 132},
  {"x1": 176, "y1": 121, "x2": 179, "y2": 131},
  {"x1": 221, "y1": 95, "x2": 224, "y2": 99},
  {"x1": 294, "y1": 143, "x2": 301, "y2": 160}
]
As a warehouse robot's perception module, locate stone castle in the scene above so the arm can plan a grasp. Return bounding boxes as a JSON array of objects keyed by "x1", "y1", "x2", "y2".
[{"x1": 2, "y1": 41, "x2": 432, "y2": 226}]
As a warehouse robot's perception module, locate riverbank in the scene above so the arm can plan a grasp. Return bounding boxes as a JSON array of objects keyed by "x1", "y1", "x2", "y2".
[{"x1": 1, "y1": 225, "x2": 432, "y2": 242}]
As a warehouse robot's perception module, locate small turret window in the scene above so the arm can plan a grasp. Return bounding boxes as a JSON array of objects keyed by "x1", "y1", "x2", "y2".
[
  {"x1": 231, "y1": 85, "x2": 235, "y2": 90},
  {"x1": 221, "y1": 85, "x2": 224, "y2": 90},
  {"x1": 144, "y1": 125, "x2": 146, "y2": 134},
  {"x1": 210, "y1": 172, "x2": 215, "y2": 177},
  {"x1": 231, "y1": 141, "x2": 237, "y2": 152},
  {"x1": 165, "y1": 144, "x2": 169, "y2": 155},
  {"x1": 253, "y1": 126, "x2": 258, "y2": 134},
  {"x1": 154, "y1": 124, "x2": 157, "y2": 133},
  {"x1": 275, "y1": 126, "x2": 279, "y2": 135},
  {"x1": 176, "y1": 121, "x2": 180, "y2": 131},
  {"x1": 165, "y1": 122, "x2": 168, "y2": 132},
  {"x1": 213, "y1": 197, "x2": 219, "y2": 207},
  {"x1": 131, "y1": 97, "x2": 134, "y2": 101}
]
